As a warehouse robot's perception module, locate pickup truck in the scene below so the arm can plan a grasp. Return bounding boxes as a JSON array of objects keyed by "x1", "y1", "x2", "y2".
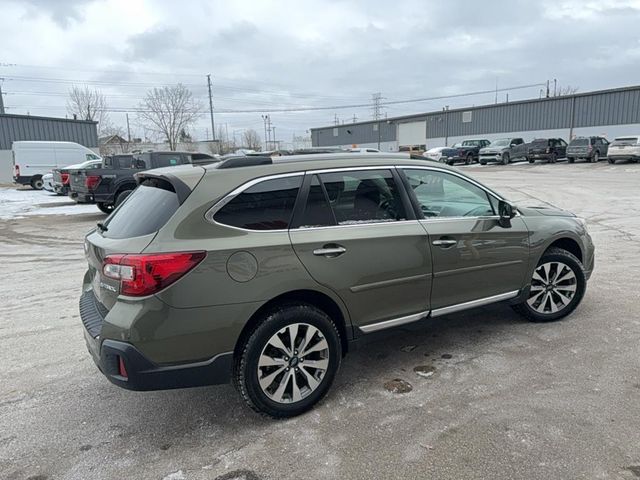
[
  {"x1": 527, "y1": 138, "x2": 568, "y2": 163},
  {"x1": 439, "y1": 139, "x2": 491, "y2": 165},
  {"x1": 478, "y1": 138, "x2": 528, "y2": 165},
  {"x1": 52, "y1": 159, "x2": 102, "y2": 195},
  {"x1": 69, "y1": 151, "x2": 198, "y2": 213}
]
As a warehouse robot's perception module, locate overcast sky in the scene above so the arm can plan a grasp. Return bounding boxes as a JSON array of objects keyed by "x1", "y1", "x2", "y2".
[{"x1": 2, "y1": 0, "x2": 640, "y2": 144}]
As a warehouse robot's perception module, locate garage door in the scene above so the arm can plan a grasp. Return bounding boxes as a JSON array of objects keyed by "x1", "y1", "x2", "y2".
[{"x1": 398, "y1": 121, "x2": 426, "y2": 147}]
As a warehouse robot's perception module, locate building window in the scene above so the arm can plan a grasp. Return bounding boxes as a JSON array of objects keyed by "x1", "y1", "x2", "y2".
[
  {"x1": 333, "y1": 128, "x2": 339, "y2": 137},
  {"x1": 462, "y1": 111, "x2": 472, "y2": 123}
]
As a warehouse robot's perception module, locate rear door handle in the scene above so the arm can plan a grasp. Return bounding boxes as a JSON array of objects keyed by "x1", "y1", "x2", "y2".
[
  {"x1": 432, "y1": 239, "x2": 457, "y2": 247},
  {"x1": 313, "y1": 246, "x2": 346, "y2": 257}
]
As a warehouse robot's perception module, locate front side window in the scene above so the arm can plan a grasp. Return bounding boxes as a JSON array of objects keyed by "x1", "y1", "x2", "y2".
[
  {"x1": 315, "y1": 169, "x2": 406, "y2": 225},
  {"x1": 403, "y1": 169, "x2": 495, "y2": 218},
  {"x1": 214, "y1": 176, "x2": 302, "y2": 230}
]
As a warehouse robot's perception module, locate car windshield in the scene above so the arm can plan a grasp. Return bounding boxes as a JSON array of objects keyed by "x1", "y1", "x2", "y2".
[{"x1": 490, "y1": 139, "x2": 510, "y2": 147}]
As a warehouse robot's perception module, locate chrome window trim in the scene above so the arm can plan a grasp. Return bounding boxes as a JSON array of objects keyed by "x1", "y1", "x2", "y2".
[
  {"x1": 204, "y1": 171, "x2": 304, "y2": 231},
  {"x1": 295, "y1": 219, "x2": 420, "y2": 231}
]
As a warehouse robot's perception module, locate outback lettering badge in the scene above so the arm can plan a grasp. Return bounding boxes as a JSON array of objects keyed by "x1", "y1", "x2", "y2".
[{"x1": 99, "y1": 281, "x2": 117, "y2": 293}]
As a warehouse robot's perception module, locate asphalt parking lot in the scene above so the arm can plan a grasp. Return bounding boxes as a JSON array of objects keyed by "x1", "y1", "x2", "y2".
[{"x1": 1, "y1": 160, "x2": 639, "y2": 480}]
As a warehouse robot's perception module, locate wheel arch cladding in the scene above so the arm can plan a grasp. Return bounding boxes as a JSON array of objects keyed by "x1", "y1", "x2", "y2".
[
  {"x1": 547, "y1": 237, "x2": 582, "y2": 263},
  {"x1": 234, "y1": 290, "x2": 350, "y2": 358}
]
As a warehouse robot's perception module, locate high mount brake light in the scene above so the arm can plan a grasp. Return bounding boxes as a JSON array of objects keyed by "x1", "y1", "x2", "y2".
[
  {"x1": 102, "y1": 251, "x2": 206, "y2": 297},
  {"x1": 61, "y1": 173, "x2": 70, "y2": 184}
]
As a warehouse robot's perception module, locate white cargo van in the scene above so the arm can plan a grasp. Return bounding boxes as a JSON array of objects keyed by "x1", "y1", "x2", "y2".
[{"x1": 12, "y1": 141, "x2": 101, "y2": 190}]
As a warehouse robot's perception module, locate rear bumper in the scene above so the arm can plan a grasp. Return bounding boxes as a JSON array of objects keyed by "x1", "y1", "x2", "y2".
[
  {"x1": 70, "y1": 190, "x2": 95, "y2": 203},
  {"x1": 85, "y1": 332, "x2": 233, "y2": 391},
  {"x1": 79, "y1": 289, "x2": 236, "y2": 391},
  {"x1": 608, "y1": 154, "x2": 640, "y2": 161},
  {"x1": 13, "y1": 176, "x2": 32, "y2": 185},
  {"x1": 54, "y1": 184, "x2": 70, "y2": 195}
]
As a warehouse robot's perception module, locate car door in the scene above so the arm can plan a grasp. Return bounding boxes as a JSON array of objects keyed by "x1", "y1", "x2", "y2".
[
  {"x1": 289, "y1": 168, "x2": 432, "y2": 332},
  {"x1": 557, "y1": 139, "x2": 568, "y2": 157},
  {"x1": 598, "y1": 137, "x2": 609, "y2": 157},
  {"x1": 400, "y1": 167, "x2": 530, "y2": 312}
]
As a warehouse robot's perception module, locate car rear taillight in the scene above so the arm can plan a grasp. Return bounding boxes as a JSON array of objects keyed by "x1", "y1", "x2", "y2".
[
  {"x1": 61, "y1": 173, "x2": 69, "y2": 184},
  {"x1": 118, "y1": 356, "x2": 128, "y2": 378},
  {"x1": 14, "y1": 165, "x2": 20, "y2": 177},
  {"x1": 102, "y1": 251, "x2": 206, "y2": 297},
  {"x1": 85, "y1": 175, "x2": 101, "y2": 190}
]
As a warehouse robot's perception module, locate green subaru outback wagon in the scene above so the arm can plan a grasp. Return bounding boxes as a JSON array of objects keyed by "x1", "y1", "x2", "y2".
[{"x1": 80, "y1": 153, "x2": 594, "y2": 417}]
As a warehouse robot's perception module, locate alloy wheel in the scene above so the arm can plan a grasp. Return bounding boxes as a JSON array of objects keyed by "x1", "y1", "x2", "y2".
[
  {"x1": 257, "y1": 323, "x2": 329, "y2": 404},
  {"x1": 527, "y1": 262, "x2": 577, "y2": 314}
]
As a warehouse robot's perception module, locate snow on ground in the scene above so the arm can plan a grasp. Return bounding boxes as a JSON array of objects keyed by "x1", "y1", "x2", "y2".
[{"x1": 0, "y1": 187, "x2": 100, "y2": 219}]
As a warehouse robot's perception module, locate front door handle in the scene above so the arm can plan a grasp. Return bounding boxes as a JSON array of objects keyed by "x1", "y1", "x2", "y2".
[
  {"x1": 313, "y1": 246, "x2": 346, "y2": 257},
  {"x1": 432, "y1": 239, "x2": 457, "y2": 247}
]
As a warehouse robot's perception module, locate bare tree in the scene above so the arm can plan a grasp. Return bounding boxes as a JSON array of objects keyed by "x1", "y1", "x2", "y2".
[
  {"x1": 558, "y1": 85, "x2": 579, "y2": 96},
  {"x1": 66, "y1": 85, "x2": 110, "y2": 134},
  {"x1": 137, "y1": 84, "x2": 202, "y2": 151},
  {"x1": 243, "y1": 129, "x2": 262, "y2": 150}
]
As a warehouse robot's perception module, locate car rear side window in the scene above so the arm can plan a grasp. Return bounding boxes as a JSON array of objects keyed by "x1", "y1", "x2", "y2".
[
  {"x1": 102, "y1": 182, "x2": 180, "y2": 239},
  {"x1": 214, "y1": 176, "x2": 302, "y2": 230},
  {"x1": 155, "y1": 154, "x2": 183, "y2": 167},
  {"x1": 297, "y1": 175, "x2": 335, "y2": 228},
  {"x1": 315, "y1": 169, "x2": 407, "y2": 225}
]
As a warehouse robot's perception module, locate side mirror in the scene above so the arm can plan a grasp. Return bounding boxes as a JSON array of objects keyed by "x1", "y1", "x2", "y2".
[{"x1": 498, "y1": 200, "x2": 516, "y2": 228}]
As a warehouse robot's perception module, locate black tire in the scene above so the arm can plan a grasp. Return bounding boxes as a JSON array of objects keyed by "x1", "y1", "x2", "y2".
[
  {"x1": 567, "y1": 157, "x2": 575, "y2": 164},
  {"x1": 465, "y1": 154, "x2": 473, "y2": 165},
  {"x1": 115, "y1": 189, "x2": 133, "y2": 207},
  {"x1": 96, "y1": 202, "x2": 114, "y2": 214},
  {"x1": 233, "y1": 303, "x2": 342, "y2": 418},
  {"x1": 591, "y1": 151, "x2": 599, "y2": 163},
  {"x1": 447, "y1": 160, "x2": 454, "y2": 166},
  {"x1": 549, "y1": 153, "x2": 557, "y2": 164},
  {"x1": 502, "y1": 153, "x2": 510, "y2": 165},
  {"x1": 608, "y1": 157, "x2": 615, "y2": 164},
  {"x1": 512, "y1": 247, "x2": 586, "y2": 323},
  {"x1": 528, "y1": 157, "x2": 534, "y2": 164},
  {"x1": 30, "y1": 176, "x2": 44, "y2": 190},
  {"x1": 479, "y1": 161, "x2": 487, "y2": 166}
]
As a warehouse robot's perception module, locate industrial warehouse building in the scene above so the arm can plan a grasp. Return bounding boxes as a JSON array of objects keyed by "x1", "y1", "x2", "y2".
[
  {"x1": 0, "y1": 114, "x2": 98, "y2": 184},
  {"x1": 310, "y1": 85, "x2": 640, "y2": 151}
]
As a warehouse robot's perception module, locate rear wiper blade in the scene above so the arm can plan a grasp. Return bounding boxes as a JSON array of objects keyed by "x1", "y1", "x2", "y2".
[{"x1": 97, "y1": 222, "x2": 108, "y2": 232}]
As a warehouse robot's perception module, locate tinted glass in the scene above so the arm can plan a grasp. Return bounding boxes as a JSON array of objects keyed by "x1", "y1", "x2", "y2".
[
  {"x1": 102, "y1": 184, "x2": 179, "y2": 239},
  {"x1": 318, "y1": 169, "x2": 406, "y2": 225},
  {"x1": 298, "y1": 175, "x2": 335, "y2": 228},
  {"x1": 214, "y1": 176, "x2": 302, "y2": 230},
  {"x1": 155, "y1": 153, "x2": 183, "y2": 167},
  {"x1": 570, "y1": 138, "x2": 589, "y2": 146},
  {"x1": 403, "y1": 169, "x2": 494, "y2": 218}
]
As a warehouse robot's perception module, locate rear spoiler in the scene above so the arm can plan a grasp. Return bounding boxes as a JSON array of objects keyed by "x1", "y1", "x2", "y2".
[{"x1": 134, "y1": 170, "x2": 201, "y2": 204}]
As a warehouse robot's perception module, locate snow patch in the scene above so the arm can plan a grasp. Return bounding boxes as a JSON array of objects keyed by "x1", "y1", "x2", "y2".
[{"x1": 0, "y1": 187, "x2": 100, "y2": 219}]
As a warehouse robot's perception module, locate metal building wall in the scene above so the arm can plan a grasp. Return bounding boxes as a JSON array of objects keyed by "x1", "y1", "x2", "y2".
[
  {"x1": 0, "y1": 114, "x2": 98, "y2": 150},
  {"x1": 310, "y1": 85, "x2": 640, "y2": 146},
  {"x1": 311, "y1": 121, "x2": 396, "y2": 147}
]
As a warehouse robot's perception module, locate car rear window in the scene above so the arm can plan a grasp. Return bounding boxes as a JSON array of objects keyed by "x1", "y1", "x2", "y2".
[
  {"x1": 532, "y1": 139, "x2": 548, "y2": 145},
  {"x1": 611, "y1": 137, "x2": 639, "y2": 146},
  {"x1": 570, "y1": 138, "x2": 589, "y2": 146},
  {"x1": 214, "y1": 176, "x2": 302, "y2": 230},
  {"x1": 101, "y1": 182, "x2": 179, "y2": 239}
]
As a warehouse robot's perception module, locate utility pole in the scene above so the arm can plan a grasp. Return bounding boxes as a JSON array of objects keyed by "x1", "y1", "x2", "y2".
[
  {"x1": 261, "y1": 115, "x2": 269, "y2": 150},
  {"x1": 0, "y1": 79, "x2": 5, "y2": 114},
  {"x1": 352, "y1": 114, "x2": 357, "y2": 123},
  {"x1": 334, "y1": 113, "x2": 339, "y2": 125},
  {"x1": 553, "y1": 78, "x2": 557, "y2": 97},
  {"x1": 495, "y1": 78, "x2": 498, "y2": 104},
  {"x1": 126, "y1": 113, "x2": 131, "y2": 142},
  {"x1": 371, "y1": 92, "x2": 384, "y2": 120},
  {"x1": 546, "y1": 80, "x2": 550, "y2": 98},
  {"x1": 207, "y1": 74, "x2": 216, "y2": 142}
]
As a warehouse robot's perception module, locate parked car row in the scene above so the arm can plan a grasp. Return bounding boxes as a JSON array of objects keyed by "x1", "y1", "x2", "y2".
[{"x1": 424, "y1": 135, "x2": 640, "y2": 166}]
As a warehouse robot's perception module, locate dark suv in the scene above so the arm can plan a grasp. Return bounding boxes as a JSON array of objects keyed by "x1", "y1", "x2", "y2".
[
  {"x1": 80, "y1": 153, "x2": 594, "y2": 417},
  {"x1": 528, "y1": 138, "x2": 568, "y2": 163},
  {"x1": 566, "y1": 136, "x2": 609, "y2": 163}
]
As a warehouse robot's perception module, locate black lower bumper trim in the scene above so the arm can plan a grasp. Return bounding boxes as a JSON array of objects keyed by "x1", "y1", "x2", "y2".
[{"x1": 98, "y1": 339, "x2": 233, "y2": 391}]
